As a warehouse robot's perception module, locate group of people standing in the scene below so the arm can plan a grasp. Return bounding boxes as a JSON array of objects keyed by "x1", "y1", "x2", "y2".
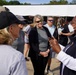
[{"x1": 0, "y1": 6, "x2": 76, "y2": 75}]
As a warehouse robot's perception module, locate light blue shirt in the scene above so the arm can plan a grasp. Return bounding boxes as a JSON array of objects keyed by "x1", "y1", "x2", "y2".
[
  {"x1": 0, "y1": 45, "x2": 28, "y2": 75},
  {"x1": 44, "y1": 24, "x2": 56, "y2": 36}
]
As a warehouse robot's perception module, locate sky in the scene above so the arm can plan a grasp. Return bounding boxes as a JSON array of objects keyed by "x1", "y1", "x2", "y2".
[{"x1": 6, "y1": 0, "x2": 73, "y2": 4}]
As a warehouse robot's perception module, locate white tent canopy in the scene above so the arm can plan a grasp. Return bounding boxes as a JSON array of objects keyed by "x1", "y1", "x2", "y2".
[{"x1": 3, "y1": 5, "x2": 76, "y2": 17}]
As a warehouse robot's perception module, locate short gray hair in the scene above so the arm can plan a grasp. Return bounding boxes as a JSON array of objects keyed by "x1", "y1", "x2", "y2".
[{"x1": 47, "y1": 16, "x2": 54, "y2": 20}]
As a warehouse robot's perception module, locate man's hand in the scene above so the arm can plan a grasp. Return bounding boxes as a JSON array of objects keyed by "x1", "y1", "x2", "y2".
[{"x1": 49, "y1": 37, "x2": 61, "y2": 54}]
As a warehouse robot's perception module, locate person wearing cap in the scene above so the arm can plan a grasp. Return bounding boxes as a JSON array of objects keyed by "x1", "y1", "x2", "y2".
[
  {"x1": 49, "y1": 16, "x2": 76, "y2": 75},
  {"x1": 12, "y1": 15, "x2": 26, "y2": 54},
  {"x1": 0, "y1": 11, "x2": 28, "y2": 75}
]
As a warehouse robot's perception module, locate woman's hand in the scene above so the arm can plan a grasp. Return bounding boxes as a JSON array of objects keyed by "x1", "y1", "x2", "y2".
[
  {"x1": 39, "y1": 49, "x2": 50, "y2": 57},
  {"x1": 49, "y1": 37, "x2": 61, "y2": 54},
  {"x1": 46, "y1": 49, "x2": 50, "y2": 53}
]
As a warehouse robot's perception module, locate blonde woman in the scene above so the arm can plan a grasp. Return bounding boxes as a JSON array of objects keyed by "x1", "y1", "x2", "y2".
[
  {"x1": 29, "y1": 15, "x2": 52, "y2": 75},
  {"x1": 0, "y1": 11, "x2": 28, "y2": 75}
]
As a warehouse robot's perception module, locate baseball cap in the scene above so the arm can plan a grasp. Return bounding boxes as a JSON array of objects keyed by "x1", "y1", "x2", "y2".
[
  {"x1": 16, "y1": 15, "x2": 26, "y2": 25},
  {"x1": 16, "y1": 15, "x2": 25, "y2": 21},
  {"x1": 0, "y1": 11, "x2": 25, "y2": 29}
]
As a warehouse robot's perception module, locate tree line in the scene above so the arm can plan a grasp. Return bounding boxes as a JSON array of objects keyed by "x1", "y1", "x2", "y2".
[{"x1": 0, "y1": 0, "x2": 74, "y2": 6}]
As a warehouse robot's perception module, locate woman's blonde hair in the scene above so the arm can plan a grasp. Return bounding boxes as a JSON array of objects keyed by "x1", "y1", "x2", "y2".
[
  {"x1": 0, "y1": 28, "x2": 13, "y2": 45},
  {"x1": 30, "y1": 23, "x2": 36, "y2": 28},
  {"x1": 33, "y1": 14, "x2": 43, "y2": 24}
]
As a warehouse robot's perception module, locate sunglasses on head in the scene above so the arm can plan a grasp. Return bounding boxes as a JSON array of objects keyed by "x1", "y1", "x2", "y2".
[
  {"x1": 35, "y1": 20, "x2": 42, "y2": 23},
  {"x1": 48, "y1": 20, "x2": 54, "y2": 22}
]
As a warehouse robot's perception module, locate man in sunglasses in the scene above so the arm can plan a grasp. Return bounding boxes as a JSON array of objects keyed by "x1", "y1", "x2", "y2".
[{"x1": 44, "y1": 16, "x2": 58, "y2": 74}]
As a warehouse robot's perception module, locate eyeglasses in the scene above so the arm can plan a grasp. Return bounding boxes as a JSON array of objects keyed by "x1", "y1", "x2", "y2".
[
  {"x1": 48, "y1": 20, "x2": 54, "y2": 22},
  {"x1": 35, "y1": 20, "x2": 42, "y2": 23}
]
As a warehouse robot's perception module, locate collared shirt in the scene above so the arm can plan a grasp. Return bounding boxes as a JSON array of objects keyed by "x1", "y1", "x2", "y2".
[
  {"x1": 44, "y1": 24, "x2": 55, "y2": 36},
  {"x1": 0, "y1": 45, "x2": 28, "y2": 75}
]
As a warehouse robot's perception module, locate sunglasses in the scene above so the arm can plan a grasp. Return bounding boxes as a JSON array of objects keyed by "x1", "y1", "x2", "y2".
[
  {"x1": 35, "y1": 20, "x2": 42, "y2": 23},
  {"x1": 48, "y1": 20, "x2": 54, "y2": 22}
]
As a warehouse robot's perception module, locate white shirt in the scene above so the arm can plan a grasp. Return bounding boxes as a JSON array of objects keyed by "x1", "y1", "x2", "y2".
[
  {"x1": 57, "y1": 46, "x2": 76, "y2": 75},
  {"x1": 23, "y1": 25, "x2": 31, "y2": 34},
  {"x1": 23, "y1": 25, "x2": 31, "y2": 43},
  {"x1": 68, "y1": 24, "x2": 74, "y2": 33},
  {"x1": 0, "y1": 45, "x2": 28, "y2": 75}
]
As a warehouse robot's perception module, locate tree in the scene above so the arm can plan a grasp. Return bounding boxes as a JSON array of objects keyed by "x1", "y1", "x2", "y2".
[
  {"x1": 23, "y1": 2, "x2": 31, "y2": 5},
  {"x1": 71, "y1": 0, "x2": 76, "y2": 4},
  {"x1": 0, "y1": 0, "x2": 8, "y2": 5},
  {"x1": 48, "y1": 0, "x2": 68, "y2": 5},
  {"x1": 8, "y1": 1, "x2": 20, "y2": 5},
  {"x1": 59, "y1": 0, "x2": 68, "y2": 4}
]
